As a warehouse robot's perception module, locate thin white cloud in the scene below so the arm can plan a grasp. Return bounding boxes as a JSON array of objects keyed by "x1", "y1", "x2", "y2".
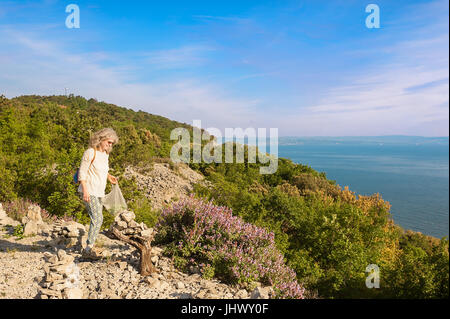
[
  {"x1": 142, "y1": 45, "x2": 215, "y2": 69},
  {"x1": 271, "y1": 5, "x2": 449, "y2": 137},
  {"x1": 192, "y1": 15, "x2": 251, "y2": 24},
  {"x1": 0, "y1": 28, "x2": 262, "y2": 132}
]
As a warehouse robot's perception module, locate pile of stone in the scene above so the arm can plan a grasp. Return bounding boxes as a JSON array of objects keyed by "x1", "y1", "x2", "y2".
[
  {"x1": 110, "y1": 210, "x2": 154, "y2": 239},
  {"x1": 0, "y1": 203, "x2": 19, "y2": 227},
  {"x1": 0, "y1": 202, "x2": 51, "y2": 234},
  {"x1": 48, "y1": 220, "x2": 86, "y2": 249},
  {"x1": 21, "y1": 204, "x2": 51, "y2": 236},
  {"x1": 39, "y1": 249, "x2": 83, "y2": 299},
  {"x1": 0, "y1": 202, "x2": 86, "y2": 250}
]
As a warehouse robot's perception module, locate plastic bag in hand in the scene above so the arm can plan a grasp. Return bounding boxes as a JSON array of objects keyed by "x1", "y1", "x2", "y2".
[{"x1": 101, "y1": 184, "x2": 128, "y2": 215}]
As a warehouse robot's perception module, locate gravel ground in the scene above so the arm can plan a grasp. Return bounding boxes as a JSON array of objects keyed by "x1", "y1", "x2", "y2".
[{"x1": 0, "y1": 226, "x2": 254, "y2": 299}]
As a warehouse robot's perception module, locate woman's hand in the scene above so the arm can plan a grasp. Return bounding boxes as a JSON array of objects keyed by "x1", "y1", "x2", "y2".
[
  {"x1": 108, "y1": 174, "x2": 118, "y2": 185},
  {"x1": 80, "y1": 180, "x2": 90, "y2": 202},
  {"x1": 83, "y1": 191, "x2": 91, "y2": 203}
]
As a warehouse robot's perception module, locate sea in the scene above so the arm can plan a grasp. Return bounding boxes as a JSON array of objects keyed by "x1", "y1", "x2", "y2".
[{"x1": 220, "y1": 135, "x2": 449, "y2": 239}]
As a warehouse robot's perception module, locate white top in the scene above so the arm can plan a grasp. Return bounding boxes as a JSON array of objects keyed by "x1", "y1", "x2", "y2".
[{"x1": 77, "y1": 148, "x2": 109, "y2": 198}]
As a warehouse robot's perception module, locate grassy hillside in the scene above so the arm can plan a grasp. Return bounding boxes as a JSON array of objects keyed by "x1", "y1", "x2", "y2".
[{"x1": 0, "y1": 94, "x2": 448, "y2": 299}]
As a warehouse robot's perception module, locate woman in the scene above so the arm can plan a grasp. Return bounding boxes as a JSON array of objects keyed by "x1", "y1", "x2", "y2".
[{"x1": 78, "y1": 128, "x2": 119, "y2": 257}]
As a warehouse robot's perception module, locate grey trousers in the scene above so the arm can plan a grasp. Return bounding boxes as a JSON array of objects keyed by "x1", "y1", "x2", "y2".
[{"x1": 84, "y1": 195, "x2": 103, "y2": 246}]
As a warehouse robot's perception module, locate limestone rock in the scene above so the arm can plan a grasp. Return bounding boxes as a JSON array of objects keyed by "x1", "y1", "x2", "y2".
[
  {"x1": 63, "y1": 221, "x2": 86, "y2": 237},
  {"x1": 145, "y1": 277, "x2": 161, "y2": 289},
  {"x1": 121, "y1": 211, "x2": 135, "y2": 223},
  {"x1": 25, "y1": 204, "x2": 43, "y2": 224},
  {"x1": 23, "y1": 220, "x2": 39, "y2": 236},
  {"x1": 18, "y1": 204, "x2": 53, "y2": 236},
  {"x1": 160, "y1": 281, "x2": 170, "y2": 291},
  {"x1": 235, "y1": 289, "x2": 249, "y2": 299},
  {"x1": 47, "y1": 220, "x2": 86, "y2": 249},
  {"x1": 63, "y1": 287, "x2": 83, "y2": 299},
  {"x1": 176, "y1": 281, "x2": 185, "y2": 289},
  {"x1": 0, "y1": 203, "x2": 20, "y2": 226},
  {"x1": 39, "y1": 249, "x2": 82, "y2": 299},
  {"x1": 116, "y1": 220, "x2": 127, "y2": 230},
  {"x1": 0, "y1": 203, "x2": 6, "y2": 220},
  {"x1": 141, "y1": 228, "x2": 153, "y2": 238},
  {"x1": 250, "y1": 286, "x2": 274, "y2": 299}
]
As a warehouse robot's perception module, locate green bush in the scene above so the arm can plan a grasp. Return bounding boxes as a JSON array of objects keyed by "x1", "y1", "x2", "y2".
[{"x1": 190, "y1": 154, "x2": 449, "y2": 299}]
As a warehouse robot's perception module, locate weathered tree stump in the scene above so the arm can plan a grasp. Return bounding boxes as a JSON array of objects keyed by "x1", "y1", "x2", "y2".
[{"x1": 110, "y1": 227, "x2": 157, "y2": 276}]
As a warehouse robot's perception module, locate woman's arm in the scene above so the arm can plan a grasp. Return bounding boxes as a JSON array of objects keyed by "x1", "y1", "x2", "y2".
[
  {"x1": 78, "y1": 149, "x2": 94, "y2": 202},
  {"x1": 79, "y1": 149, "x2": 93, "y2": 182},
  {"x1": 79, "y1": 180, "x2": 90, "y2": 202}
]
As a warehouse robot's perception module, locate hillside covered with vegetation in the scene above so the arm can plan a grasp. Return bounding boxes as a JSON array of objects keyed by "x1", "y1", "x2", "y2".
[{"x1": 0, "y1": 95, "x2": 448, "y2": 299}]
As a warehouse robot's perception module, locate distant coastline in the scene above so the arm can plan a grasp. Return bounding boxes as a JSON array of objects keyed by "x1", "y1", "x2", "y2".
[
  {"x1": 219, "y1": 135, "x2": 449, "y2": 147},
  {"x1": 278, "y1": 135, "x2": 449, "y2": 146}
]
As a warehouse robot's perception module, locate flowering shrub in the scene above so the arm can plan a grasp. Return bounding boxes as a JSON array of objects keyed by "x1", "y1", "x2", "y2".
[
  {"x1": 2, "y1": 198, "x2": 73, "y2": 223},
  {"x1": 154, "y1": 194, "x2": 306, "y2": 299}
]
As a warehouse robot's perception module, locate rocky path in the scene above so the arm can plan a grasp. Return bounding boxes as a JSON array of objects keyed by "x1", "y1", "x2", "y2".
[{"x1": 0, "y1": 205, "x2": 270, "y2": 299}]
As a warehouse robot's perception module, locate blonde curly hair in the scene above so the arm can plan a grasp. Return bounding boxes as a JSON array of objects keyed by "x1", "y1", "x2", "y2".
[{"x1": 89, "y1": 128, "x2": 119, "y2": 154}]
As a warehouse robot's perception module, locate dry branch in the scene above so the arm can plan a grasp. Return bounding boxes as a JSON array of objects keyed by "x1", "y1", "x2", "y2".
[{"x1": 110, "y1": 226, "x2": 156, "y2": 276}]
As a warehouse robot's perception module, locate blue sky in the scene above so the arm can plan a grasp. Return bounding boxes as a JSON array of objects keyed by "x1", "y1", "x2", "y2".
[{"x1": 0, "y1": 0, "x2": 448, "y2": 136}]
